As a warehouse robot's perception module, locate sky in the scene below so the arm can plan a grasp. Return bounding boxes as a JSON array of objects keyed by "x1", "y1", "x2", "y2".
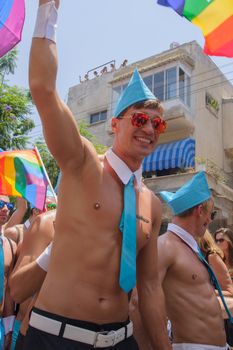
[{"x1": 8, "y1": 0, "x2": 233, "y2": 141}]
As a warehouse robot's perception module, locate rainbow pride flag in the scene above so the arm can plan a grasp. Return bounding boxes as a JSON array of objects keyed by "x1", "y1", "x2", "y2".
[
  {"x1": 157, "y1": 0, "x2": 233, "y2": 57},
  {"x1": 0, "y1": 0, "x2": 25, "y2": 58},
  {"x1": 0, "y1": 149, "x2": 48, "y2": 210}
]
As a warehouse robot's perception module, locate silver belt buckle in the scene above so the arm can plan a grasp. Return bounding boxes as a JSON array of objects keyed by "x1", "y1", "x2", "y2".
[{"x1": 93, "y1": 330, "x2": 117, "y2": 348}]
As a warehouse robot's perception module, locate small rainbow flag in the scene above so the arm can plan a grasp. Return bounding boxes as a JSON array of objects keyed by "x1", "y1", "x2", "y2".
[
  {"x1": 0, "y1": 149, "x2": 48, "y2": 210},
  {"x1": 157, "y1": 0, "x2": 233, "y2": 57},
  {"x1": 0, "y1": 0, "x2": 25, "y2": 58}
]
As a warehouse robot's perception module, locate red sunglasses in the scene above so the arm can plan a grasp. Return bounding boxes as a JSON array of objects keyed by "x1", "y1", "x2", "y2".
[{"x1": 119, "y1": 112, "x2": 167, "y2": 134}]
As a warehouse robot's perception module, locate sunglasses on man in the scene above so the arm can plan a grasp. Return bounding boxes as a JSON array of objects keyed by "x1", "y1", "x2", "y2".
[
  {"x1": 119, "y1": 112, "x2": 167, "y2": 134},
  {"x1": 0, "y1": 200, "x2": 14, "y2": 211}
]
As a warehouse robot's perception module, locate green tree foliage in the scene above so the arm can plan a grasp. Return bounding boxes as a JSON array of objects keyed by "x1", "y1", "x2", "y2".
[
  {"x1": 0, "y1": 49, "x2": 34, "y2": 150},
  {"x1": 35, "y1": 139, "x2": 59, "y2": 188},
  {"x1": 0, "y1": 48, "x2": 17, "y2": 84},
  {"x1": 78, "y1": 121, "x2": 108, "y2": 154}
]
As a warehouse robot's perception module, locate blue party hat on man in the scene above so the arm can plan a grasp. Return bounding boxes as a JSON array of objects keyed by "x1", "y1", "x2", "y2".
[
  {"x1": 114, "y1": 69, "x2": 158, "y2": 118},
  {"x1": 160, "y1": 171, "x2": 211, "y2": 215}
]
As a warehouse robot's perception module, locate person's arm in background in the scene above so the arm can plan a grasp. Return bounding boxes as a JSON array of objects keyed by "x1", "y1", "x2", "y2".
[
  {"x1": 137, "y1": 195, "x2": 171, "y2": 350},
  {"x1": 9, "y1": 212, "x2": 55, "y2": 303},
  {"x1": 4, "y1": 198, "x2": 27, "y2": 231},
  {"x1": 10, "y1": 260, "x2": 47, "y2": 304}
]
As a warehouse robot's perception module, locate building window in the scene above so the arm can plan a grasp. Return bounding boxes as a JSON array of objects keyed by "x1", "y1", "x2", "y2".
[
  {"x1": 112, "y1": 66, "x2": 191, "y2": 108},
  {"x1": 90, "y1": 110, "x2": 107, "y2": 124},
  {"x1": 112, "y1": 84, "x2": 127, "y2": 113},
  {"x1": 179, "y1": 68, "x2": 185, "y2": 102},
  {"x1": 179, "y1": 68, "x2": 191, "y2": 107},
  {"x1": 144, "y1": 68, "x2": 177, "y2": 102},
  {"x1": 143, "y1": 75, "x2": 153, "y2": 93},
  {"x1": 166, "y1": 67, "x2": 177, "y2": 100},
  {"x1": 154, "y1": 71, "x2": 164, "y2": 101}
]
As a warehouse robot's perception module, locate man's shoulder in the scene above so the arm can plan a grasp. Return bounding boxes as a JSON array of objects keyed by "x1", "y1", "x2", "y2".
[
  {"x1": 158, "y1": 231, "x2": 179, "y2": 251},
  {"x1": 142, "y1": 184, "x2": 161, "y2": 203},
  {"x1": 5, "y1": 224, "x2": 23, "y2": 244},
  {"x1": 3, "y1": 236, "x2": 17, "y2": 257},
  {"x1": 30, "y1": 210, "x2": 56, "y2": 234},
  {"x1": 159, "y1": 230, "x2": 186, "y2": 245},
  {"x1": 158, "y1": 232, "x2": 177, "y2": 269},
  {"x1": 158, "y1": 231, "x2": 171, "y2": 243}
]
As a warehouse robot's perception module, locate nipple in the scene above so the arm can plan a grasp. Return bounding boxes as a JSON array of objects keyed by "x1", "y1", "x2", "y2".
[
  {"x1": 192, "y1": 274, "x2": 198, "y2": 280},
  {"x1": 94, "y1": 202, "x2": 101, "y2": 210}
]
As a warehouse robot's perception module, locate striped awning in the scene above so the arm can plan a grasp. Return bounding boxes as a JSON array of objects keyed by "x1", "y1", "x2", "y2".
[{"x1": 143, "y1": 138, "x2": 195, "y2": 172}]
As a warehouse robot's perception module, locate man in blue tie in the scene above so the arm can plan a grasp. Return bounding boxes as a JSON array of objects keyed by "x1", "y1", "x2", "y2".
[
  {"x1": 23, "y1": 1, "x2": 171, "y2": 349},
  {"x1": 158, "y1": 172, "x2": 232, "y2": 350}
]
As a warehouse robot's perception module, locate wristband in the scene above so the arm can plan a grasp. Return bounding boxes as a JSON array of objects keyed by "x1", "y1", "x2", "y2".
[
  {"x1": 33, "y1": 1, "x2": 58, "y2": 43},
  {"x1": 3, "y1": 316, "x2": 15, "y2": 335},
  {"x1": 24, "y1": 219, "x2": 30, "y2": 230},
  {"x1": 36, "y1": 242, "x2": 52, "y2": 272}
]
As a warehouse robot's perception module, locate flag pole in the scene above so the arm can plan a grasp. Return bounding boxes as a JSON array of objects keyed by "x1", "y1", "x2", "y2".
[{"x1": 34, "y1": 146, "x2": 57, "y2": 203}]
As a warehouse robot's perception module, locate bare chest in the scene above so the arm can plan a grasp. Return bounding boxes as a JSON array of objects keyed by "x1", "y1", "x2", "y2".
[
  {"x1": 59, "y1": 173, "x2": 154, "y2": 253},
  {"x1": 167, "y1": 246, "x2": 210, "y2": 287}
]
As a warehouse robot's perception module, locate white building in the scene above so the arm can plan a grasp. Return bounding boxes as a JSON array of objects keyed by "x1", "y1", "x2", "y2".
[{"x1": 67, "y1": 41, "x2": 233, "y2": 231}]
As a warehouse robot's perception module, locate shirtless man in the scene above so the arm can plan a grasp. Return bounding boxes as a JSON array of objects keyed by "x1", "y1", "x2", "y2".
[
  {"x1": 2, "y1": 197, "x2": 27, "y2": 241},
  {"x1": 0, "y1": 196, "x2": 23, "y2": 349},
  {"x1": 5, "y1": 198, "x2": 56, "y2": 247},
  {"x1": 5, "y1": 205, "x2": 39, "y2": 247},
  {"x1": 9, "y1": 210, "x2": 55, "y2": 350},
  {"x1": 22, "y1": 1, "x2": 171, "y2": 349},
  {"x1": 158, "y1": 171, "x2": 230, "y2": 350}
]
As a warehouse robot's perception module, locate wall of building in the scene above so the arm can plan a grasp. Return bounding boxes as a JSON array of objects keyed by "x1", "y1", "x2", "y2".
[
  {"x1": 68, "y1": 72, "x2": 114, "y2": 145},
  {"x1": 187, "y1": 42, "x2": 233, "y2": 177}
]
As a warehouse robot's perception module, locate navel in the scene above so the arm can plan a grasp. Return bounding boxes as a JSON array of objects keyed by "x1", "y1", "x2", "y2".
[{"x1": 99, "y1": 297, "x2": 106, "y2": 303}]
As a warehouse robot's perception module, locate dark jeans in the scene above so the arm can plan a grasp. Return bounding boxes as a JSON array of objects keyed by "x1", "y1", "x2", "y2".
[
  {"x1": 15, "y1": 332, "x2": 25, "y2": 350},
  {"x1": 23, "y1": 308, "x2": 139, "y2": 350},
  {"x1": 224, "y1": 319, "x2": 233, "y2": 346}
]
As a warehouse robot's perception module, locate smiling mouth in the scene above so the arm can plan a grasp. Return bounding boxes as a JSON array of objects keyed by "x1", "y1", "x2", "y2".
[{"x1": 135, "y1": 136, "x2": 152, "y2": 144}]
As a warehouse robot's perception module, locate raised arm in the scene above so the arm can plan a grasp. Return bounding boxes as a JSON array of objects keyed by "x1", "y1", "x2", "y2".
[
  {"x1": 4, "y1": 197, "x2": 27, "y2": 231},
  {"x1": 136, "y1": 194, "x2": 171, "y2": 350},
  {"x1": 29, "y1": 0, "x2": 84, "y2": 171}
]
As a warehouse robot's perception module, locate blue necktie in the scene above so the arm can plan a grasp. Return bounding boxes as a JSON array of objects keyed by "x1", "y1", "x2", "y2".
[
  {"x1": 198, "y1": 248, "x2": 233, "y2": 323},
  {"x1": 119, "y1": 175, "x2": 136, "y2": 293},
  {"x1": 0, "y1": 238, "x2": 4, "y2": 304}
]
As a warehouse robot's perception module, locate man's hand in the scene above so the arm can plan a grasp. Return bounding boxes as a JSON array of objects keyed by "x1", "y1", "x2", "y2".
[
  {"x1": 4, "y1": 197, "x2": 27, "y2": 230},
  {"x1": 15, "y1": 197, "x2": 27, "y2": 211}
]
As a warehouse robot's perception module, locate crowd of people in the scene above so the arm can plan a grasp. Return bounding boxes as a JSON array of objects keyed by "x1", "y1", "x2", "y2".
[
  {"x1": 0, "y1": 0, "x2": 232, "y2": 349},
  {"x1": 1, "y1": 179, "x2": 233, "y2": 349}
]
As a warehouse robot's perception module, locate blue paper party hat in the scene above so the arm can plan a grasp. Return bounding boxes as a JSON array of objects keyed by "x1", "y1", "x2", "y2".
[
  {"x1": 114, "y1": 69, "x2": 158, "y2": 118},
  {"x1": 160, "y1": 171, "x2": 211, "y2": 215}
]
